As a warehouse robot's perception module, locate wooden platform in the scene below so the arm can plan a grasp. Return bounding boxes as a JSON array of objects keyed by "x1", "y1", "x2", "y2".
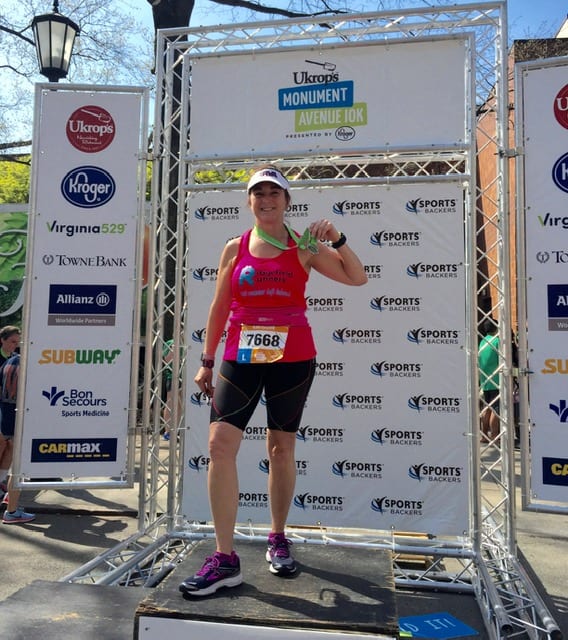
[
  {"x1": 0, "y1": 580, "x2": 151, "y2": 640},
  {"x1": 135, "y1": 539, "x2": 399, "y2": 639}
]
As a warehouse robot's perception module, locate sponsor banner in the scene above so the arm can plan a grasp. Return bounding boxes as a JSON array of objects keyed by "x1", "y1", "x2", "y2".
[
  {"x1": 190, "y1": 37, "x2": 469, "y2": 156},
  {"x1": 18, "y1": 87, "x2": 146, "y2": 477},
  {"x1": 520, "y1": 62, "x2": 568, "y2": 504},
  {"x1": 183, "y1": 181, "x2": 469, "y2": 535}
]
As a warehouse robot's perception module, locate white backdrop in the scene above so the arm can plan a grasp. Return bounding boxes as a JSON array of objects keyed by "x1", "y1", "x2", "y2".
[
  {"x1": 190, "y1": 36, "x2": 469, "y2": 156},
  {"x1": 16, "y1": 87, "x2": 146, "y2": 478},
  {"x1": 183, "y1": 181, "x2": 469, "y2": 536},
  {"x1": 519, "y1": 61, "x2": 568, "y2": 504}
]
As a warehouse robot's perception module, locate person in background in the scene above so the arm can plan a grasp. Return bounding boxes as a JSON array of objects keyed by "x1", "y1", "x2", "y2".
[
  {"x1": 0, "y1": 325, "x2": 21, "y2": 498},
  {"x1": 0, "y1": 350, "x2": 35, "y2": 523},
  {"x1": 479, "y1": 318, "x2": 500, "y2": 442},
  {"x1": 179, "y1": 166, "x2": 367, "y2": 597}
]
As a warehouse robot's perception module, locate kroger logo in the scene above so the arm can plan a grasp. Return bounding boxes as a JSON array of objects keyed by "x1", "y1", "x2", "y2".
[{"x1": 61, "y1": 166, "x2": 116, "y2": 208}]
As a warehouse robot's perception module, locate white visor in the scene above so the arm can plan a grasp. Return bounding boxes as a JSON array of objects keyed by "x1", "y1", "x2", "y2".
[{"x1": 247, "y1": 168, "x2": 290, "y2": 192}]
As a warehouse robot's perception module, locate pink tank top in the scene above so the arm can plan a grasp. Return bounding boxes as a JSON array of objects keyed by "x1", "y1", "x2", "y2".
[{"x1": 223, "y1": 229, "x2": 316, "y2": 362}]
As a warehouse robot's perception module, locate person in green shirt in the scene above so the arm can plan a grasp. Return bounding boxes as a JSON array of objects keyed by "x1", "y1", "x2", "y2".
[{"x1": 478, "y1": 318, "x2": 500, "y2": 441}]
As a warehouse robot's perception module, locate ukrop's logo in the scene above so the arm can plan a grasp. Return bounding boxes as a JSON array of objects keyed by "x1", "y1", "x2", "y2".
[
  {"x1": 550, "y1": 400, "x2": 568, "y2": 423},
  {"x1": 61, "y1": 166, "x2": 115, "y2": 208}
]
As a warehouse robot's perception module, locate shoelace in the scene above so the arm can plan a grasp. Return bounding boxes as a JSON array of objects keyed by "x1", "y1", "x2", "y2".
[
  {"x1": 270, "y1": 536, "x2": 292, "y2": 558},
  {"x1": 196, "y1": 555, "x2": 220, "y2": 576}
]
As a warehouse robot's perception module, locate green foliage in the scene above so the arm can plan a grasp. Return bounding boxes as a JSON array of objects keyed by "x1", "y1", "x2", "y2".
[
  {"x1": 0, "y1": 210, "x2": 27, "y2": 325},
  {"x1": 194, "y1": 168, "x2": 249, "y2": 185},
  {"x1": 0, "y1": 159, "x2": 31, "y2": 204}
]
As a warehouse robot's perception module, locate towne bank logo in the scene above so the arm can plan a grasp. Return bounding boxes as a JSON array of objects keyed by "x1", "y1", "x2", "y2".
[
  {"x1": 547, "y1": 284, "x2": 568, "y2": 331},
  {"x1": 279, "y1": 59, "x2": 366, "y2": 141},
  {"x1": 48, "y1": 283, "x2": 117, "y2": 327},
  {"x1": 31, "y1": 438, "x2": 117, "y2": 463}
]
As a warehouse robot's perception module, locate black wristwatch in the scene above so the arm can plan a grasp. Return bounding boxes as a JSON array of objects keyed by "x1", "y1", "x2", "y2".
[
  {"x1": 331, "y1": 232, "x2": 347, "y2": 249},
  {"x1": 200, "y1": 353, "x2": 215, "y2": 369}
]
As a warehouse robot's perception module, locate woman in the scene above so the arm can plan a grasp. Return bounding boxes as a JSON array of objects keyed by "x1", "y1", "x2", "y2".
[
  {"x1": 0, "y1": 325, "x2": 20, "y2": 496},
  {"x1": 179, "y1": 166, "x2": 367, "y2": 596}
]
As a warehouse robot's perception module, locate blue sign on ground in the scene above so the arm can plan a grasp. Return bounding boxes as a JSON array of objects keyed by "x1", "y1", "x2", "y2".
[{"x1": 399, "y1": 612, "x2": 479, "y2": 639}]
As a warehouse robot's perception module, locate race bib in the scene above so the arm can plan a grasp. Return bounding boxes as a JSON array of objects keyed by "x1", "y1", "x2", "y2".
[{"x1": 237, "y1": 325, "x2": 289, "y2": 363}]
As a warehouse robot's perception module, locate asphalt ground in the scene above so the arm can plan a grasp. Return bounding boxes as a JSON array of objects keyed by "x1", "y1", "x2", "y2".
[{"x1": 0, "y1": 448, "x2": 566, "y2": 639}]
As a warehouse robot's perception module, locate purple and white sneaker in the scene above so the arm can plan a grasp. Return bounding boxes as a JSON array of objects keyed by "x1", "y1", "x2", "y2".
[
  {"x1": 266, "y1": 532, "x2": 297, "y2": 576},
  {"x1": 179, "y1": 551, "x2": 242, "y2": 596}
]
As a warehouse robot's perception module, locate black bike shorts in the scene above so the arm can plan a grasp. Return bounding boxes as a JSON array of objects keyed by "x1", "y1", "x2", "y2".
[{"x1": 210, "y1": 359, "x2": 316, "y2": 433}]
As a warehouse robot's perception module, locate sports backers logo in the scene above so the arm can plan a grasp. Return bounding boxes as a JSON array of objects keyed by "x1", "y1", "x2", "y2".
[
  {"x1": 296, "y1": 425, "x2": 344, "y2": 443},
  {"x1": 408, "y1": 463, "x2": 462, "y2": 483},
  {"x1": 192, "y1": 266, "x2": 219, "y2": 282},
  {"x1": 405, "y1": 197, "x2": 457, "y2": 214},
  {"x1": 332, "y1": 199, "x2": 381, "y2": 216},
  {"x1": 332, "y1": 393, "x2": 382, "y2": 410},
  {"x1": 187, "y1": 455, "x2": 210, "y2": 472},
  {"x1": 293, "y1": 492, "x2": 344, "y2": 512},
  {"x1": 189, "y1": 391, "x2": 211, "y2": 407},
  {"x1": 307, "y1": 296, "x2": 344, "y2": 312},
  {"x1": 38, "y1": 348, "x2": 121, "y2": 365},
  {"x1": 239, "y1": 492, "x2": 269, "y2": 508},
  {"x1": 371, "y1": 428, "x2": 424, "y2": 447},
  {"x1": 41, "y1": 386, "x2": 109, "y2": 418},
  {"x1": 332, "y1": 459, "x2": 382, "y2": 479},
  {"x1": 408, "y1": 394, "x2": 461, "y2": 413},
  {"x1": 407, "y1": 327, "x2": 460, "y2": 345},
  {"x1": 371, "y1": 361, "x2": 422, "y2": 379},
  {"x1": 370, "y1": 295, "x2": 421, "y2": 312},
  {"x1": 371, "y1": 230, "x2": 421, "y2": 248},
  {"x1": 332, "y1": 327, "x2": 382, "y2": 345},
  {"x1": 259, "y1": 458, "x2": 309, "y2": 476},
  {"x1": 61, "y1": 166, "x2": 115, "y2": 208},
  {"x1": 193, "y1": 205, "x2": 240, "y2": 221},
  {"x1": 406, "y1": 262, "x2": 460, "y2": 279},
  {"x1": 371, "y1": 496, "x2": 423, "y2": 516},
  {"x1": 31, "y1": 438, "x2": 117, "y2": 462},
  {"x1": 243, "y1": 426, "x2": 267, "y2": 441},
  {"x1": 191, "y1": 328, "x2": 227, "y2": 345},
  {"x1": 315, "y1": 361, "x2": 344, "y2": 377}
]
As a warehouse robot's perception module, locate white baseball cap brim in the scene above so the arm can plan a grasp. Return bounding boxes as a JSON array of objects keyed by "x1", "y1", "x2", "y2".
[{"x1": 247, "y1": 168, "x2": 290, "y2": 192}]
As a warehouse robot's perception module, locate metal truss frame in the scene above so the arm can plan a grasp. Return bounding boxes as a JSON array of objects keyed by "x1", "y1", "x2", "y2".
[{"x1": 61, "y1": 3, "x2": 561, "y2": 638}]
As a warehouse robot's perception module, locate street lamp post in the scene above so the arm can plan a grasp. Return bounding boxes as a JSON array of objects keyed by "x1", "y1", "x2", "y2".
[{"x1": 32, "y1": 1, "x2": 80, "y2": 82}]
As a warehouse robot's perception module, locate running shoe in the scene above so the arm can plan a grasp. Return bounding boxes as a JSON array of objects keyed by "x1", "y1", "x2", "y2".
[
  {"x1": 2, "y1": 508, "x2": 35, "y2": 524},
  {"x1": 266, "y1": 532, "x2": 297, "y2": 576},
  {"x1": 179, "y1": 551, "x2": 242, "y2": 596}
]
